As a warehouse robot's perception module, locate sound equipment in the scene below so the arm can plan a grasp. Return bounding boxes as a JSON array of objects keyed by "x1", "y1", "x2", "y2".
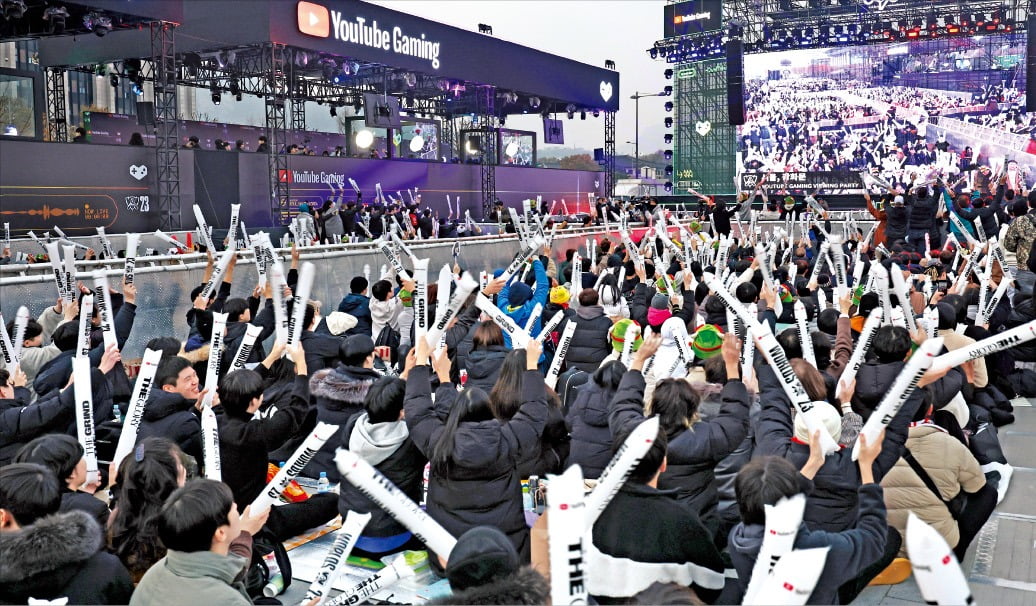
[{"x1": 727, "y1": 38, "x2": 745, "y2": 125}]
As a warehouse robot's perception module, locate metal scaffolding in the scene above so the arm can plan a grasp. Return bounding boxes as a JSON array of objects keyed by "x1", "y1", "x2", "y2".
[
  {"x1": 151, "y1": 22, "x2": 181, "y2": 231},
  {"x1": 476, "y1": 86, "x2": 497, "y2": 218},
  {"x1": 45, "y1": 67, "x2": 67, "y2": 143},
  {"x1": 604, "y1": 111, "x2": 616, "y2": 197},
  {"x1": 265, "y1": 43, "x2": 291, "y2": 225}
]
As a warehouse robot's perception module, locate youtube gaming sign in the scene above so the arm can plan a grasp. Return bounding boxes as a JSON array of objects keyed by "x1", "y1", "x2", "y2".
[
  {"x1": 663, "y1": 0, "x2": 723, "y2": 37},
  {"x1": 274, "y1": 0, "x2": 620, "y2": 112}
]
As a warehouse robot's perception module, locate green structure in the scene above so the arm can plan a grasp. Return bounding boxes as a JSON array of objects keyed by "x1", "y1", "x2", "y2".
[{"x1": 673, "y1": 60, "x2": 737, "y2": 196}]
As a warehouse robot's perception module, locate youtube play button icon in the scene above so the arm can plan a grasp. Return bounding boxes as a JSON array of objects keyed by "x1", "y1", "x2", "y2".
[{"x1": 297, "y1": 1, "x2": 329, "y2": 38}]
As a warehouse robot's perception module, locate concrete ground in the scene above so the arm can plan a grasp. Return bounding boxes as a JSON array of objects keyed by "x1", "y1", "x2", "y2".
[{"x1": 853, "y1": 398, "x2": 1036, "y2": 605}]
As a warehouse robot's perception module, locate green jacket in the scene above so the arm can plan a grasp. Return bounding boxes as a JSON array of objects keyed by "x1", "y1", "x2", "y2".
[
  {"x1": 130, "y1": 549, "x2": 251, "y2": 606},
  {"x1": 1004, "y1": 213, "x2": 1036, "y2": 269}
]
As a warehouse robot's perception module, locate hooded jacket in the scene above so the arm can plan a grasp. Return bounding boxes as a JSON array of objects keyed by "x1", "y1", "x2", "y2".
[
  {"x1": 405, "y1": 365, "x2": 548, "y2": 561},
  {"x1": 881, "y1": 423, "x2": 985, "y2": 554},
  {"x1": 337, "y1": 293, "x2": 373, "y2": 336},
  {"x1": 136, "y1": 389, "x2": 203, "y2": 462},
  {"x1": 131, "y1": 548, "x2": 251, "y2": 606},
  {"x1": 559, "y1": 306, "x2": 613, "y2": 374},
  {"x1": 565, "y1": 379, "x2": 619, "y2": 478},
  {"x1": 370, "y1": 295, "x2": 402, "y2": 340},
  {"x1": 306, "y1": 363, "x2": 381, "y2": 481},
  {"x1": 498, "y1": 259, "x2": 549, "y2": 345},
  {"x1": 728, "y1": 483, "x2": 889, "y2": 605},
  {"x1": 464, "y1": 345, "x2": 510, "y2": 393},
  {"x1": 610, "y1": 369, "x2": 751, "y2": 533},
  {"x1": 0, "y1": 510, "x2": 133, "y2": 605},
  {"x1": 338, "y1": 411, "x2": 427, "y2": 538},
  {"x1": 300, "y1": 329, "x2": 345, "y2": 375},
  {"x1": 757, "y1": 363, "x2": 915, "y2": 533}
]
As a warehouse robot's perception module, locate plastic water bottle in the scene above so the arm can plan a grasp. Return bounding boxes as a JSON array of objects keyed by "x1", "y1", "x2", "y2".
[
  {"x1": 112, "y1": 404, "x2": 122, "y2": 423},
  {"x1": 317, "y1": 471, "x2": 329, "y2": 493}
]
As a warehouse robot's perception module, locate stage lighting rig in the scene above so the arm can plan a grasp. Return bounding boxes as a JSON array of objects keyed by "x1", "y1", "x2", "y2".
[
  {"x1": 2, "y1": 0, "x2": 26, "y2": 20},
  {"x1": 83, "y1": 12, "x2": 111, "y2": 37},
  {"x1": 43, "y1": 6, "x2": 69, "y2": 33}
]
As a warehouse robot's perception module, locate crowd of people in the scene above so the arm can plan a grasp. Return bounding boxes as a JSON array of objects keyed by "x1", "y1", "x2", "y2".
[{"x1": 1, "y1": 175, "x2": 1035, "y2": 605}]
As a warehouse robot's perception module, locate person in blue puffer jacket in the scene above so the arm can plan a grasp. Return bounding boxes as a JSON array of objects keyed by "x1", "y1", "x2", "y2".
[{"x1": 497, "y1": 258, "x2": 549, "y2": 348}]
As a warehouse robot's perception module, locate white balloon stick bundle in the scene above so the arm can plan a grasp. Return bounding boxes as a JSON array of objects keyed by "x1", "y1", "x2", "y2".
[
  {"x1": 76, "y1": 295, "x2": 94, "y2": 358},
  {"x1": 199, "y1": 245, "x2": 237, "y2": 301},
  {"x1": 200, "y1": 313, "x2": 228, "y2": 408},
  {"x1": 535, "y1": 310, "x2": 567, "y2": 345},
  {"x1": 571, "y1": 251, "x2": 582, "y2": 293},
  {"x1": 947, "y1": 213, "x2": 979, "y2": 247},
  {"x1": 794, "y1": 301, "x2": 816, "y2": 367},
  {"x1": 620, "y1": 228, "x2": 644, "y2": 270},
  {"x1": 475, "y1": 294, "x2": 533, "y2": 348},
  {"x1": 335, "y1": 448, "x2": 458, "y2": 560},
  {"x1": 548, "y1": 465, "x2": 589, "y2": 605},
  {"x1": 497, "y1": 236, "x2": 546, "y2": 287},
  {"x1": 922, "y1": 306, "x2": 938, "y2": 339},
  {"x1": 621, "y1": 323, "x2": 641, "y2": 368},
  {"x1": 413, "y1": 258, "x2": 430, "y2": 348},
  {"x1": 816, "y1": 288, "x2": 828, "y2": 311},
  {"x1": 703, "y1": 274, "x2": 838, "y2": 455},
  {"x1": 268, "y1": 256, "x2": 290, "y2": 344},
  {"x1": 251, "y1": 421, "x2": 340, "y2": 514},
  {"x1": 434, "y1": 264, "x2": 452, "y2": 321},
  {"x1": 227, "y1": 204, "x2": 241, "y2": 249},
  {"x1": 830, "y1": 237, "x2": 848, "y2": 300},
  {"x1": 906, "y1": 513, "x2": 973, "y2": 606},
  {"x1": 112, "y1": 348, "x2": 163, "y2": 472},
  {"x1": 1, "y1": 222, "x2": 7, "y2": 249},
  {"x1": 670, "y1": 321, "x2": 693, "y2": 369},
  {"x1": 974, "y1": 218, "x2": 987, "y2": 243},
  {"x1": 61, "y1": 244, "x2": 77, "y2": 303},
  {"x1": 870, "y1": 264, "x2": 894, "y2": 326},
  {"x1": 583, "y1": 416, "x2": 661, "y2": 532},
  {"x1": 889, "y1": 264, "x2": 917, "y2": 334},
  {"x1": 229, "y1": 324, "x2": 263, "y2": 373},
  {"x1": 930, "y1": 320, "x2": 1036, "y2": 373},
  {"x1": 424, "y1": 272, "x2": 478, "y2": 348},
  {"x1": 743, "y1": 494, "x2": 807, "y2": 604},
  {"x1": 545, "y1": 321, "x2": 577, "y2": 390},
  {"x1": 749, "y1": 547, "x2": 830, "y2": 606},
  {"x1": 852, "y1": 337, "x2": 943, "y2": 461},
  {"x1": 286, "y1": 262, "x2": 315, "y2": 348},
  {"x1": 304, "y1": 511, "x2": 372, "y2": 605},
  {"x1": 124, "y1": 233, "x2": 140, "y2": 285},
  {"x1": 839, "y1": 308, "x2": 883, "y2": 392},
  {"x1": 807, "y1": 241, "x2": 830, "y2": 285},
  {"x1": 980, "y1": 274, "x2": 1011, "y2": 325},
  {"x1": 10, "y1": 306, "x2": 29, "y2": 364},
  {"x1": 200, "y1": 313, "x2": 227, "y2": 482},
  {"x1": 741, "y1": 318, "x2": 755, "y2": 389},
  {"x1": 390, "y1": 231, "x2": 417, "y2": 263},
  {"x1": 42, "y1": 240, "x2": 69, "y2": 300},
  {"x1": 377, "y1": 238, "x2": 413, "y2": 282},
  {"x1": 96, "y1": 226, "x2": 115, "y2": 259},
  {"x1": 524, "y1": 302, "x2": 544, "y2": 334},
  {"x1": 91, "y1": 272, "x2": 117, "y2": 349},
  {"x1": 192, "y1": 204, "x2": 216, "y2": 251},
  {"x1": 324, "y1": 551, "x2": 415, "y2": 606},
  {"x1": 72, "y1": 357, "x2": 100, "y2": 486}
]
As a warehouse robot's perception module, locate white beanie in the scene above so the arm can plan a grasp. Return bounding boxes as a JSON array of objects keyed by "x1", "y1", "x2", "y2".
[{"x1": 793, "y1": 400, "x2": 842, "y2": 444}]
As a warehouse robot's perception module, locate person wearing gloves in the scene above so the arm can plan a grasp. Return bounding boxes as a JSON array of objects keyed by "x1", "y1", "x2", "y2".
[
  {"x1": 728, "y1": 431, "x2": 890, "y2": 605},
  {"x1": 610, "y1": 331, "x2": 751, "y2": 540},
  {"x1": 404, "y1": 337, "x2": 547, "y2": 564}
]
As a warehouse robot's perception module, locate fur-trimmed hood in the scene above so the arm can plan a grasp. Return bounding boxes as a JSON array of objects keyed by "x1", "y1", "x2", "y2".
[
  {"x1": 309, "y1": 363, "x2": 379, "y2": 424},
  {"x1": 0, "y1": 510, "x2": 102, "y2": 588},
  {"x1": 427, "y1": 567, "x2": 549, "y2": 605},
  {"x1": 179, "y1": 343, "x2": 212, "y2": 365}
]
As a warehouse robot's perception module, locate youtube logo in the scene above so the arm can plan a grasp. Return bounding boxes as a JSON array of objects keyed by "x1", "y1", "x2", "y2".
[
  {"x1": 278, "y1": 169, "x2": 292, "y2": 183},
  {"x1": 297, "y1": 1, "x2": 329, "y2": 38}
]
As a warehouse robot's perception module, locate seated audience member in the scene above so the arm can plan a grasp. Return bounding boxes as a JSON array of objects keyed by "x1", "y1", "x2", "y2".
[
  {"x1": 429, "y1": 526, "x2": 549, "y2": 606},
  {"x1": 729, "y1": 432, "x2": 890, "y2": 605},
  {"x1": 566, "y1": 360, "x2": 625, "y2": 478},
  {"x1": 464, "y1": 321, "x2": 512, "y2": 392},
  {"x1": 0, "y1": 463, "x2": 133, "y2": 604},
  {"x1": 14, "y1": 433, "x2": 110, "y2": 527},
  {"x1": 137, "y1": 356, "x2": 204, "y2": 464},
  {"x1": 586, "y1": 424, "x2": 726, "y2": 604},
  {"x1": 131, "y1": 479, "x2": 267, "y2": 606},
  {"x1": 108, "y1": 437, "x2": 188, "y2": 582}
]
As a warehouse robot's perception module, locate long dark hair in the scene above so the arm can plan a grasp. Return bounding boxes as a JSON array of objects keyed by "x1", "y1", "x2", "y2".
[
  {"x1": 431, "y1": 388, "x2": 495, "y2": 475},
  {"x1": 107, "y1": 437, "x2": 183, "y2": 582},
  {"x1": 488, "y1": 349, "x2": 526, "y2": 420}
]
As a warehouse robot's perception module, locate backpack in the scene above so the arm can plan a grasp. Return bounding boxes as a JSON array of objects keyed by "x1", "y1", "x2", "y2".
[
  {"x1": 556, "y1": 367, "x2": 589, "y2": 415},
  {"x1": 375, "y1": 324, "x2": 401, "y2": 366},
  {"x1": 243, "y1": 529, "x2": 293, "y2": 599}
]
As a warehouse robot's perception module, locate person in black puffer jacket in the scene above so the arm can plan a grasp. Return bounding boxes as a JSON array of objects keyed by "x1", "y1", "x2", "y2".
[
  {"x1": 610, "y1": 331, "x2": 750, "y2": 539},
  {"x1": 1004, "y1": 290, "x2": 1036, "y2": 362},
  {"x1": 306, "y1": 335, "x2": 381, "y2": 482},
  {"x1": 405, "y1": 339, "x2": 547, "y2": 564},
  {"x1": 464, "y1": 321, "x2": 511, "y2": 393},
  {"x1": 338, "y1": 376, "x2": 427, "y2": 557},
  {"x1": 906, "y1": 185, "x2": 940, "y2": 253},
  {"x1": 559, "y1": 289, "x2": 614, "y2": 374},
  {"x1": 884, "y1": 195, "x2": 909, "y2": 246},
  {"x1": 136, "y1": 356, "x2": 204, "y2": 464},
  {"x1": 565, "y1": 360, "x2": 624, "y2": 478}
]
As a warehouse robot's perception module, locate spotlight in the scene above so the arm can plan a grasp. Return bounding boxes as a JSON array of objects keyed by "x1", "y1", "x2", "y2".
[
  {"x1": 664, "y1": 117, "x2": 673, "y2": 128},
  {"x1": 183, "y1": 52, "x2": 203, "y2": 77},
  {"x1": 605, "y1": 59, "x2": 616, "y2": 69},
  {"x1": 403, "y1": 72, "x2": 417, "y2": 87},
  {"x1": 664, "y1": 68, "x2": 673, "y2": 79},
  {"x1": 43, "y1": 6, "x2": 69, "y2": 33},
  {"x1": 109, "y1": 74, "x2": 120, "y2": 88},
  {"x1": 228, "y1": 78, "x2": 240, "y2": 97},
  {"x1": 529, "y1": 96, "x2": 541, "y2": 109},
  {"x1": 649, "y1": 48, "x2": 658, "y2": 59},
  {"x1": 210, "y1": 82, "x2": 221, "y2": 105},
  {"x1": 330, "y1": 106, "x2": 337, "y2": 117},
  {"x1": 580, "y1": 111, "x2": 586, "y2": 120},
  {"x1": 410, "y1": 135, "x2": 424, "y2": 152},
  {"x1": 83, "y1": 12, "x2": 111, "y2": 37},
  {"x1": 663, "y1": 150, "x2": 673, "y2": 160},
  {"x1": 355, "y1": 129, "x2": 374, "y2": 149},
  {"x1": 663, "y1": 85, "x2": 673, "y2": 96},
  {"x1": 665, "y1": 165, "x2": 673, "y2": 175},
  {"x1": 478, "y1": 23, "x2": 493, "y2": 35},
  {"x1": 2, "y1": 0, "x2": 26, "y2": 20},
  {"x1": 592, "y1": 109, "x2": 600, "y2": 117},
  {"x1": 235, "y1": 93, "x2": 242, "y2": 102},
  {"x1": 132, "y1": 80, "x2": 144, "y2": 96},
  {"x1": 664, "y1": 102, "x2": 674, "y2": 112},
  {"x1": 353, "y1": 98, "x2": 362, "y2": 113},
  {"x1": 664, "y1": 181, "x2": 673, "y2": 192},
  {"x1": 664, "y1": 134, "x2": 673, "y2": 144}
]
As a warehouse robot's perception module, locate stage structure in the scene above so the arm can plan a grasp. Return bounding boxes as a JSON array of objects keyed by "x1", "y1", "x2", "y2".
[
  {"x1": 649, "y1": 0, "x2": 1032, "y2": 197},
  {"x1": 37, "y1": 0, "x2": 620, "y2": 228}
]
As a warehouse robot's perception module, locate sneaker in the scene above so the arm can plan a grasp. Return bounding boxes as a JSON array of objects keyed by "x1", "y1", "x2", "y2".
[{"x1": 868, "y1": 558, "x2": 912, "y2": 585}]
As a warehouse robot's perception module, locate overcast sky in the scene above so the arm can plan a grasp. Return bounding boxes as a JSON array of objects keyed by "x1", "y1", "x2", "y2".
[{"x1": 194, "y1": 0, "x2": 668, "y2": 157}]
